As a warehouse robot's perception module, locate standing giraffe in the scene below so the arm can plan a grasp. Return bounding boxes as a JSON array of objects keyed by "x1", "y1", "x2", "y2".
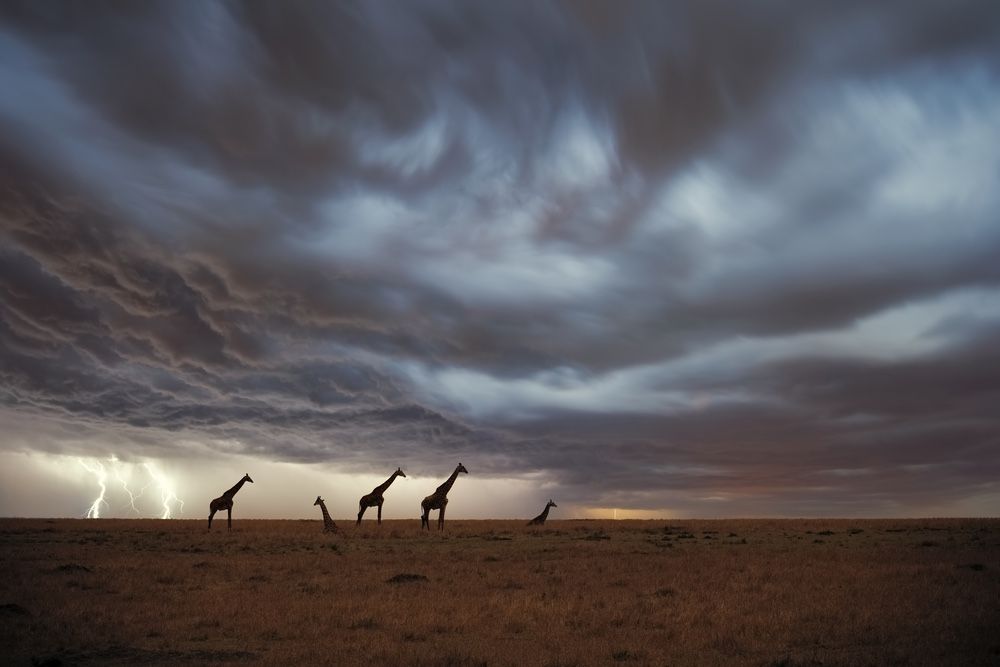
[
  {"x1": 357, "y1": 467, "x2": 406, "y2": 526},
  {"x1": 313, "y1": 496, "x2": 338, "y2": 533},
  {"x1": 527, "y1": 499, "x2": 557, "y2": 526},
  {"x1": 420, "y1": 463, "x2": 468, "y2": 531},
  {"x1": 208, "y1": 473, "x2": 253, "y2": 531}
]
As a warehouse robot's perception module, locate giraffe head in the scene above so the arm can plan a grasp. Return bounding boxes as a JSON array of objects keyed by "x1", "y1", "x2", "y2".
[
  {"x1": 396, "y1": 467, "x2": 406, "y2": 477},
  {"x1": 457, "y1": 462, "x2": 468, "y2": 475},
  {"x1": 314, "y1": 496, "x2": 324, "y2": 506},
  {"x1": 547, "y1": 499, "x2": 557, "y2": 508},
  {"x1": 243, "y1": 473, "x2": 254, "y2": 484}
]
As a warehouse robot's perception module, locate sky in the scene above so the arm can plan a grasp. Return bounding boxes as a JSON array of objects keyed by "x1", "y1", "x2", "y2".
[{"x1": 1, "y1": 1, "x2": 999, "y2": 520}]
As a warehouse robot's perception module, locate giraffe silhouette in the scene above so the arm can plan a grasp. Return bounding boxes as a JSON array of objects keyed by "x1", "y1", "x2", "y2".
[
  {"x1": 527, "y1": 499, "x2": 557, "y2": 526},
  {"x1": 420, "y1": 463, "x2": 468, "y2": 531},
  {"x1": 314, "y1": 496, "x2": 338, "y2": 533},
  {"x1": 208, "y1": 473, "x2": 253, "y2": 531},
  {"x1": 357, "y1": 467, "x2": 406, "y2": 526}
]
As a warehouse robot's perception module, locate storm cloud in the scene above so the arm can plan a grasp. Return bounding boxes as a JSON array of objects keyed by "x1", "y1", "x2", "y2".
[{"x1": 2, "y1": 1, "x2": 999, "y2": 517}]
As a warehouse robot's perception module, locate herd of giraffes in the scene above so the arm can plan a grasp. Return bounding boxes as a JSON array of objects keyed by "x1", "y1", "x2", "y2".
[{"x1": 207, "y1": 463, "x2": 558, "y2": 532}]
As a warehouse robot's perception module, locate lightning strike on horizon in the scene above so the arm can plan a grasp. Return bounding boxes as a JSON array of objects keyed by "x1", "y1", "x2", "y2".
[
  {"x1": 142, "y1": 461, "x2": 184, "y2": 519},
  {"x1": 109, "y1": 456, "x2": 141, "y2": 515},
  {"x1": 78, "y1": 458, "x2": 108, "y2": 518}
]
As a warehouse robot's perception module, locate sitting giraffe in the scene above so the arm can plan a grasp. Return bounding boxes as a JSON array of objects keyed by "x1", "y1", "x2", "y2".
[
  {"x1": 357, "y1": 467, "x2": 406, "y2": 526},
  {"x1": 420, "y1": 463, "x2": 468, "y2": 531},
  {"x1": 208, "y1": 473, "x2": 253, "y2": 531},
  {"x1": 527, "y1": 499, "x2": 557, "y2": 526},
  {"x1": 313, "y1": 496, "x2": 338, "y2": 533}
]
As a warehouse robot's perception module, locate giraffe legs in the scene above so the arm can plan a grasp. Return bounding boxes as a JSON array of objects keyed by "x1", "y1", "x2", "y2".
[
  {"x1": 208, "y1": 509, "x2": 216, "y2": 530},
  {"x1": 437, "y1": 503, "x2": 447, "y2": 530},
  {"x1": 227, "y1": 507, "x2": 232, "y2": 532},
  {"x1": 420, "y1": 504, "x2": 430, "y2": 530},
  {"x1": 377, "y1": 502, "x2": 383, "y2": 525},
  {"x1": 357, "y1": 504, "x2": 367, "y2": 527}
]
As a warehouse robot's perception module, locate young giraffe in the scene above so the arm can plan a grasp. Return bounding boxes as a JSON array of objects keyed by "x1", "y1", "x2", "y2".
[
  {"x1": 420, "y1": 463, "x2": 468, "y2": 531},
  {"x1": 527, "y1": 499, "x2": 557, "y2": 526},
  {"x1": 208, "y1": 473, "x2": 253, "y2": 531},
  {"x1": 313, "y1": 496, "x2": 338, "y2": 533},
  {"x1": 357, "y1": 467, "x2": 406, "y2": 526}
]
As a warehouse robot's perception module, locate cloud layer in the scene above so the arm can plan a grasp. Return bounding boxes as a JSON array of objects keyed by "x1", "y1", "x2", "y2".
[{"x1": 2, "y1": 1, "x2": 1000, "y2": 517}]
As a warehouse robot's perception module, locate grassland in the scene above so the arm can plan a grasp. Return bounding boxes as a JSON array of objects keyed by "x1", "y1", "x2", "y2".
[{"x1": 1, "y1": 518, "x2": 998, "y2": 666}]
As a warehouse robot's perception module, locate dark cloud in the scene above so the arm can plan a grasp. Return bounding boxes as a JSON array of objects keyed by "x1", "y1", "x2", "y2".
[{"x1": 2, "y1": 1, "x2": 1000, "y2": 516}]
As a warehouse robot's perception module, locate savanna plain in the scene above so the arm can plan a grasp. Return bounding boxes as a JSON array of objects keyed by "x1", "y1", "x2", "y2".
[{"x1": 1, "y1": 518, "x2": 998, "y2": 666}]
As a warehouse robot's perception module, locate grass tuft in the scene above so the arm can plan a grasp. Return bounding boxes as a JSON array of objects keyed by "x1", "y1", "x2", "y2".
[
  {"x1": 0, "y1": 602, "x2": 31, "y2": 616},
  {"x1": 349, "y1": 617, "x2": 379, "y2": 630},
  {"x1": 612, "y1": 649, "x2": 642, "y2": 661},
  {"x1": 51, "y1": 564, "x2": 90, "y2": 574},
  {"x1": 386, "y1": 573, "x2": 428, "y2": 584}
]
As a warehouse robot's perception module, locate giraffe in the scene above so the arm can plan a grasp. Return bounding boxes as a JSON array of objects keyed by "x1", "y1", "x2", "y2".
[
  {"x1": 208, "y1": 473, "x2": 253, "y2": 531},
  {"x1": 313, "y1": 496, "x2": 338, "y2": 533},
  {"x1": 357, "y1": 467, "x2": 406, "y2": 526},
  {"x1": 527, "y1": 499, "x2": 557, "y2": 526},
  {"x1": 420, "y1": 463, "x2": 468, "y2": 531}
]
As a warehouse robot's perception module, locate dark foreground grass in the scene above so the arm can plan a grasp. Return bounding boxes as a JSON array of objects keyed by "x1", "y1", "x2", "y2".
[{"x1": 1, "y1": 518, "x2": 999, "y2": 666}]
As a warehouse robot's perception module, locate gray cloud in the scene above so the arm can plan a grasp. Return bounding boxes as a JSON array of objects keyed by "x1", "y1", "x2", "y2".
[{"x1": 2, "y1": 1, "x2": 1000, "y2": 516}]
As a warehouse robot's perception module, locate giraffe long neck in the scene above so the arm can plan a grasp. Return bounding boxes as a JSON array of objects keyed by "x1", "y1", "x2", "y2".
[
  {"x1": 374, "y1": 471, "x2": 400, "y2": 494},
  {"x1": 318, "y1": 500, "x2": 334, "y2": 524},
  {"x1": 224, "y1": 478, "x2": 247, "y2": 498},
  {"x1": 538, "y1": 505, "x2": 551, "y2": 521},
  {"x1": 436, "y1": 468, "x2": 461, "y2": 496}
]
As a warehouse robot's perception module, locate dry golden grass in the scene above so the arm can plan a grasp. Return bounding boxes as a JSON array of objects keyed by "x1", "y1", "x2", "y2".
[{"x1": 1, "y1": 518, "x2": 998, "y2": 666}]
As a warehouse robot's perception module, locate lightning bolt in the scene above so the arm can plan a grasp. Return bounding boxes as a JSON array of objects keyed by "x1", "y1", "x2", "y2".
[
  {"x1": 78, "y1": 458, "x2": 108, "y2": 518},
  {"x1": 109, "y1": 456, "x2": 141, "y2": 515},
  {"x1": 142, "y1": 462, "x2": 184, "y2": 519}
]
